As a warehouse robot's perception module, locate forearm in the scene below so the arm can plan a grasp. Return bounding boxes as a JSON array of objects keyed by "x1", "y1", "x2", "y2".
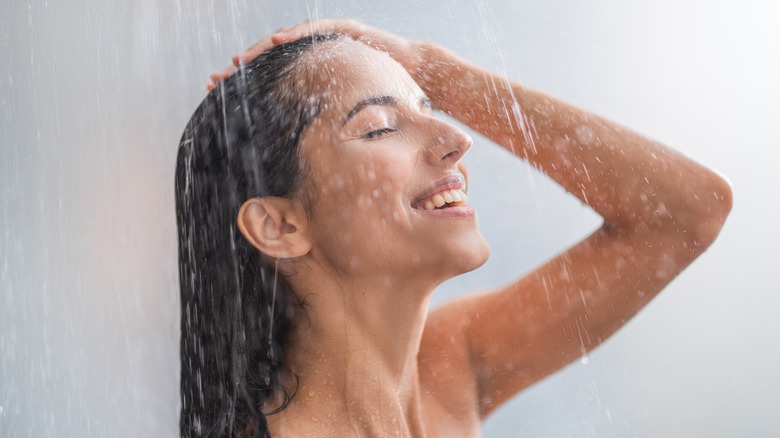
[{"x1": 416, "y1": 44, "x2": 731, "y2": 251}]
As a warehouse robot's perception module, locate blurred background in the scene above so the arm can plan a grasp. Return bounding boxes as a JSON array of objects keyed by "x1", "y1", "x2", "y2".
[{"x1": 1, "y1": 0, "x2": 778, "y2": 436}]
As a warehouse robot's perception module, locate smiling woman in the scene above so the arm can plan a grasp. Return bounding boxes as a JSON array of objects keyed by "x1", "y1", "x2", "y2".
[{"x1": 176, "y1": 19, "x2": 732, "y2": 438}]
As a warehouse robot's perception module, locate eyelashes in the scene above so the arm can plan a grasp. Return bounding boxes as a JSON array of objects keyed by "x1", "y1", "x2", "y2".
[{"x1": 364, "y1": 128, "x2": 397, "y2": 139}]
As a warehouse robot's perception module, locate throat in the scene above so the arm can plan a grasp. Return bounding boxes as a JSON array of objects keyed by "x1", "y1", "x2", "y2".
[
  {"x1": 281, "y1": 332, "x2": 428, "y2": 437},
  {"x1": 276, "y1": 264, "x2": 436, "y2": 435}
]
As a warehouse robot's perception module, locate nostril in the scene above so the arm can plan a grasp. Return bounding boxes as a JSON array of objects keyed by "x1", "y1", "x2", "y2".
[{"x1": 441, "y1": 150, "x2": 460, "y2": 161}]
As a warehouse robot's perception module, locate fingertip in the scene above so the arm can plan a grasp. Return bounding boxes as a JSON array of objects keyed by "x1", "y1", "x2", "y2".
[
  {"x1": 233, "y1": 54, "x2": 253, "y2": 67},
  {"x1": 206, "y1": 82, "x2": 215, "y2": 92},
  {"x1": 272, "y1": 33, "x2": 298, "y2": 45}
]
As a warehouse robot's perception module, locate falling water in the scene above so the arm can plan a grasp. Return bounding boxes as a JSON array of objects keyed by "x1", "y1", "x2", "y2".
[{"x1": 2, "y1": 1, "x2": 780, "y2": 437}]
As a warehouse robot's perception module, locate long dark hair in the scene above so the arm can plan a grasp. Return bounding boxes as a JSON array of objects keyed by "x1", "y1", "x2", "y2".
[{"x1": 175, "y1": 34, "x2": 338, "y2": 438}]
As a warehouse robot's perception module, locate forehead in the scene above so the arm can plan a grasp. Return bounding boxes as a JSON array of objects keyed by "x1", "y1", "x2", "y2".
[{"x1": 298, "y1": 39, "x2": 423, "y2": 113}]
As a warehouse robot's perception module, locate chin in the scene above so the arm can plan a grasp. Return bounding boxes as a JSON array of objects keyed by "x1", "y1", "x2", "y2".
[
  {"x1": 427, "y1": 231, "x2": 490, "y2": 280},
  {"x1": 458, "y1": 235, "x2": 491, "y2": 273}
]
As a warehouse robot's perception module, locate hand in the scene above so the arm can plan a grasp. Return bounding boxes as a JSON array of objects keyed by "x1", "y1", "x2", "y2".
[{"x1": 206, "y1": 19, "x2": 429, "y2": 91}]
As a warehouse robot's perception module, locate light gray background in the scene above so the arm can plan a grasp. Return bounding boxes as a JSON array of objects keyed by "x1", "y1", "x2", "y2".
[{"x1": 2, "y1": 0, "x2": 778, "y2": 437}]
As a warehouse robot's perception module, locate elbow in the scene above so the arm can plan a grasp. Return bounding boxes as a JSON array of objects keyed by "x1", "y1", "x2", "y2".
[
  {"x1": 687, "y1": 171, "x2": 733, "y2": 252},
  {"x1": 714, "y1": 173, "x2": 734, "y2": 221},
  {"x1": 603, "y1": 167, "x2": 732, "y2": 266}
]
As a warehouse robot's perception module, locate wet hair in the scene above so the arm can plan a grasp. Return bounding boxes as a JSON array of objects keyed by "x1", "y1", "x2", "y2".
[{"x1": 175, "y1": 34, "x2": 340, "y2": 438}]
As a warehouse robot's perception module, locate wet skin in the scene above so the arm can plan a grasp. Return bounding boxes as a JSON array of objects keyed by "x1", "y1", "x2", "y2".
[
  {"x1": 296, "y1": 40, "x2": 490, "y2": 288},
  {"x1": 231, "y1": 23, "x2": 732, "y2": 437},
  {"x1": 246, "y1": 41, "x2": 490, "y2": 437}
]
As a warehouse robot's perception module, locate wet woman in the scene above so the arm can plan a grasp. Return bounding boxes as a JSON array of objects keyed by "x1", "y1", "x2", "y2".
[{"x1": 176, "y1": 19, "x2": 731, "y2": 437}]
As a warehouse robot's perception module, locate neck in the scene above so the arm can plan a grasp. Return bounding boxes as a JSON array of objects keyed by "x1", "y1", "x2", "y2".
[{"x1": 276, "y1": 265, "x2": 436, "y2": 436}]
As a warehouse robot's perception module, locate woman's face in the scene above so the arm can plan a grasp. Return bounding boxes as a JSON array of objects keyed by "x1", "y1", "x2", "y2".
[{"x1": 296, "y1": 40, "x2": 489, "y2": 286}]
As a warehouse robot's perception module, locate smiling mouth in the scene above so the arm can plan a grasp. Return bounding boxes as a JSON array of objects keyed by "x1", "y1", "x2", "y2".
[{"x1": 413, "y1": 188, "x2": 468, "y2": 211}]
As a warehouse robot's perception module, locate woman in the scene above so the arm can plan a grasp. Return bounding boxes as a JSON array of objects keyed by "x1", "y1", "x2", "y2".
[{"x1": 177, "y1": 20, "x2": 731, "y2": 437}]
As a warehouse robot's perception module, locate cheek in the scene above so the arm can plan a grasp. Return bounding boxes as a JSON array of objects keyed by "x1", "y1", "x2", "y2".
[
  {"x1": 364, "y1": 153, "x2": 414, "y2": 222},
  {"x1": 321, "y1": 149, "x2": 411, "y2": 208},
  {"x1": 309, "y1": 150, "x2": 414, "y2": 245}
]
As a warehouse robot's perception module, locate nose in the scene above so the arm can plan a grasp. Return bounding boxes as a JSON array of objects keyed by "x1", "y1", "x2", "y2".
[{"x1": 424, "y1": 118, "x2": 473, "y2": 166}]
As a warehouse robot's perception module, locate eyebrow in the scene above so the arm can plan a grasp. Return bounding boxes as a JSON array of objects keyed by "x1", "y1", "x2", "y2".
[
  {"x1": 343, "y1": 96, "x2": 433, "y2": 125},
  {"x1": 344, "y1": 96, "x2": 397, "y2": 125}
]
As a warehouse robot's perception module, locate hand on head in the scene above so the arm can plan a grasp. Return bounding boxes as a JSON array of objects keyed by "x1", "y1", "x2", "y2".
[{"x1": 206, "y1": 19, "x2": 424, "y2": 91}]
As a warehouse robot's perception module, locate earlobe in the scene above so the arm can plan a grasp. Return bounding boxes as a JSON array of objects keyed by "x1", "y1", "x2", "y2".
[{"x1": 237, "y1": 197, "x2": 311, "y2": 259}]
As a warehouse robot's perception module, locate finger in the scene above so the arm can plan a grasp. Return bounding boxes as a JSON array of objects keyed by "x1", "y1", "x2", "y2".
[
  {"x1": 235, "y1": 35, "x2": 275, "y2": 66},
  {"x1": 271, "y1": 33, "x2": 297, "y2": 45},
  {"x1": 234, "y1": 48, "x2": 265, "y2": 67},
  {"x1": 209, "y1": 65, "x2": 237, "y2": 84},
  {"x1": 233, "y1": 53, "x2": 252, "y2": 67},
  {"x1": 232, "y1": 19, "x2": 359, "y2": 67},
  {"x1": 206, "y1": 82, "x2": 216, "y2": 92}
]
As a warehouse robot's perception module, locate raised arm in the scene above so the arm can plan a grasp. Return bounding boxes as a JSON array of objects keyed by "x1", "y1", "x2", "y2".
[
  {"x1": 213, "y1": 20, "x2": 732, "y2": 419},
  {"x1": 415, "y1": 44, "x2": 730, "y2": 241},
  {"x1": 411, "y1": 36, "x2": 732, "y2": 416}
]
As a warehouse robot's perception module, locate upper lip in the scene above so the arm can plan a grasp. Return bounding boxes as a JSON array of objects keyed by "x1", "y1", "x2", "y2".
[{"x1": 411, "y1": 173, "x2": 467, "y2": 208}]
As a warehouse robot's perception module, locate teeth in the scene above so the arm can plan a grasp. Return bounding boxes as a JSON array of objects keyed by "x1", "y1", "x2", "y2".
[{"x1": 418, "y1": 189, "x2": 468, "y2": 210}]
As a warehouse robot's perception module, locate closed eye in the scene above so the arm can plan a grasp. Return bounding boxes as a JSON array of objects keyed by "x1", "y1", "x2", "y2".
[{"x1": 364, "y1": 128, "x2": 397, "y2": 139}]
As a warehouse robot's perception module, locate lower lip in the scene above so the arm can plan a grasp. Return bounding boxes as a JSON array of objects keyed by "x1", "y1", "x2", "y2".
[{"x1": 413, "y1": 205, "x2": 476, "y2": 218}]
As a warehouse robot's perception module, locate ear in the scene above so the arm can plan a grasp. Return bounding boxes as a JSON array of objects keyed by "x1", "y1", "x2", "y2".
[{"x1": 237, "y1": 197, "x2": 311, "y2": 259}]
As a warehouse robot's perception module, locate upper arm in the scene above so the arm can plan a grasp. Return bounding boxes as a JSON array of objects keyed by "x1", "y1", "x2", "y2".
[
  {"x1": 416, "y1": 43, "x2": 732, "y2": 421},
  {"x1": 422, "y1": 222, "x2": 710, "y2": 419}
]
